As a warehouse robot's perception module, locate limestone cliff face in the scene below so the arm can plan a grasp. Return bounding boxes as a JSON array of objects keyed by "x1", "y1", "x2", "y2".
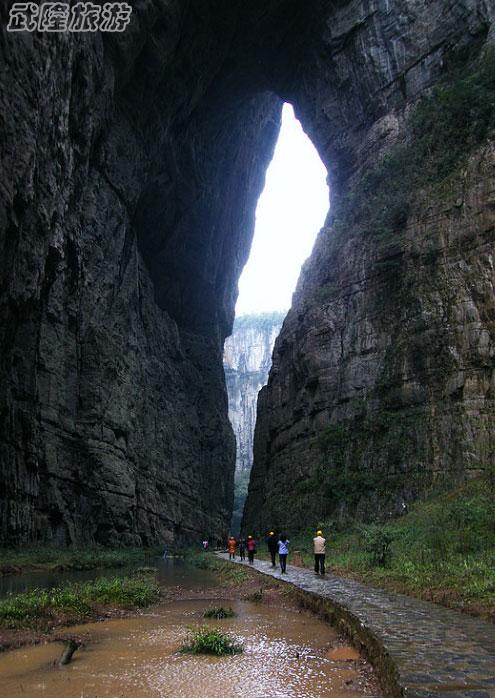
[
  {"x1": 1, "y1": 0, "x2": 494, "y2": 545},
  {"x1": 224, "y1": 313, "x2": 285, "y2": 474},
  {"x1": 244, "y1": 135, "x2": 495, "y2": 533},
  {"x1": 242, "y1": 3, "x2": 495, "y2": 533},
  {"x1": 224, "y1": 313, "x2": 284, "y2": 534},
  {"x1": 0, "y1": 3, "x2": 283, "y2": 545}
]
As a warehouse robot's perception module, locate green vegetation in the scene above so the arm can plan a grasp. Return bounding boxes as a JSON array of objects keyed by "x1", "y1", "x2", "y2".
[
  {"x1": 233, "y1": 311, "x2": 286, "y2": 332},
  {"x1": 0, "y1": 546, "x2": 161, "y2": 575},
  {"x1": 313, "y1": 282, "x2": 339, "y2": 304},
  {"x1": 411, "y1": 50, "x2": 495, "y2": 183},
  {"x1": 313, "y1": 49, "x2": 495, "y2": 309},
  {"x1": 360, "y1": 524, "x2": 394, "y2": 567},
  {"x1": 135, "y1": 566, "x2": 159, "y2": 575},
  {"x1": 262, "y1": 477, "x2": 495, "y2": 618},
  {"x1": 203, "y1": 606, "x2": 235, "y2": 619},
  {"x1": 180, "y1": 626, "x2": 243, "y2": 655},
  {"x1": 335, "y1": 49, "x2": 495, "y2": 244},
  {"x1": 231, "y1": 470, "x2": 250, "y2": 536},
  {"x1": 187, "y1": 551, "x2": 249, "y2": 587},
  {"x1": 314, "y1": 413, "x2": 420, "y2": 517},
  {"x1": 0, "y1": 576, "x2": 160, "y2": 629}
]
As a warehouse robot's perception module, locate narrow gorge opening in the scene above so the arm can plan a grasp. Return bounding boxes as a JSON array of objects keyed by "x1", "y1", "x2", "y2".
[{"x1": 224, "y1": 103, "x2": 329, "y2": 535}]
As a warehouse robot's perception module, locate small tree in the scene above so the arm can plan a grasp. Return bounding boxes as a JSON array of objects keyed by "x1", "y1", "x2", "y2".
[{"x1": 361, "y1": 525, "x2": 394, "y2": 567}]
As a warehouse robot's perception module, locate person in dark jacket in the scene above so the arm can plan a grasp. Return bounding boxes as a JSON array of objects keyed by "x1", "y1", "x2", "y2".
[
  {"x1": 238, "y1": 537, "x2": 246, "y2": 561},
  {"x1": 266, "y1": 531, "x2": 278, "y2": 567}
]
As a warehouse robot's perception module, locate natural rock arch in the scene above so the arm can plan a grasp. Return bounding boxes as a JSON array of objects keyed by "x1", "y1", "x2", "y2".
[{"x1": 0, "y1": 1, "x2": 493, "y2": 544}]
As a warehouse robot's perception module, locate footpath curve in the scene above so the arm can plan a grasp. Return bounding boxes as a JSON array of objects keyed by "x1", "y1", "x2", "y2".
[{"x1": 217, "y1": 553, "x2": 495, "y2": 698}]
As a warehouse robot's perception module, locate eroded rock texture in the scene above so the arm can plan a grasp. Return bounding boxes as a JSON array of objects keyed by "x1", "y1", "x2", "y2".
[
  {"x1": 0, "y1": 0, "x2": 494, "y2": 544},
  {"x1": 224, "y1": 313, "x2": 284, "y2": 475},
  {"x1": 0, "y1": 2, "x2": 285, "y2": 545},
  {"x1": 224, "y1": 313, "x2": 284, "y2": 533},
  {"x1": 242, "y1": 1, "x2": 495, "y2": 532}
]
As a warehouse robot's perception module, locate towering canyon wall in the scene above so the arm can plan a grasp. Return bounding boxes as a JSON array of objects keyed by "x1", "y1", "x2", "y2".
[
  {"x1": 243, "y1": 7, "x2": 495, "y2": 533},
  {"x1": 224, "y1": 313, "x2": 285, "y2": 474},
  {"x1": 224, "y1": 313, "x2": 284, "y2": 532},
  {"x1": 1, "y1": 0, "x2": 494, "y2": 545},
  {"x1": 0, "y1": 2, "x2": 283, "y2": 546}
]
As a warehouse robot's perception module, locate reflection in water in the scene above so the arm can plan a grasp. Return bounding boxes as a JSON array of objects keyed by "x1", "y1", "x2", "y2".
[
  {"x1": 0, "y1": 558, "x2": 216, "y2": 598},
  {"x1": 0, "y1": 599, "x2": 373, "y2": 698}
]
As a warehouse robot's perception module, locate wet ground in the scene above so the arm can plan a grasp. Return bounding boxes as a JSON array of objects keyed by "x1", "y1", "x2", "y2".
[
  {"x1": 0, "y1": 598, "x2": 379, "y2": 697},
  {"x1": 219, "y1": 554, "x2": 495, "y2": 698}
]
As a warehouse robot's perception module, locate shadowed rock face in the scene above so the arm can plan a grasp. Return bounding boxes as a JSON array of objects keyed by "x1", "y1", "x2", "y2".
[
  {"x1": 242, "y1": 4, "x2": 495, "y2": 533},
  {"x1": 0, "y1": 2, "x2": 284, "y2": 545},
  {"x1": 0, "y1": 1, "x2": 494, "y2": 544}
]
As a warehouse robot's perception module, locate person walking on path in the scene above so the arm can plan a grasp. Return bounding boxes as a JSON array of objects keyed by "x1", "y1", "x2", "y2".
[
  {"x1": 246, "y1": 535, "x2": 257, "y2": 564},
  {"x1": 227, "y1": 536, "x2": 237, "y2": 560},
  {"x1": 238, "y1": 537, "x2": 246, "y2": 561},
  {"x1": 278, "y1": 534, "x2": 289, "y2": 574},
  {"x1": 313, "y1": 529, "x2": 326, "y2": 575},
  {"x1": 266, "y1": 531, "x2": 278, "y2": 567}
]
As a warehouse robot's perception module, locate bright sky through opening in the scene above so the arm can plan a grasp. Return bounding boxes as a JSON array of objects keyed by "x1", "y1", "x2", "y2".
[{"x1": 235, "y1": 103, "x2": 329, "y2": 316}]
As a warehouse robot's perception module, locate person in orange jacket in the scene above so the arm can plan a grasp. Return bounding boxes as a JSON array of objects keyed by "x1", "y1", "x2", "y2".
[{"x1": 227, "y1": 536, "x2": 237, "y2": 560}]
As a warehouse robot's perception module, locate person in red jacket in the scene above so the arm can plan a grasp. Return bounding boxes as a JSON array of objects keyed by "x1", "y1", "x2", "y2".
[{"x1": 246, "y1": 535, "x2": 257, "y2": 564}]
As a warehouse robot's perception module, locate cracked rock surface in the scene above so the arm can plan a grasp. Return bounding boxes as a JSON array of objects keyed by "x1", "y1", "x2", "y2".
[{"x1": 0, "y1": 0, "x2": 494, "y2": 544}]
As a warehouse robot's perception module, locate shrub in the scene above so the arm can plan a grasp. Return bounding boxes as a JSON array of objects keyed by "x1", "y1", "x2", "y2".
[
  {"x1": 360, "y1": 524, "x2": 394, "y2": 567},
  {"x1": 411, "y1": 50, "x2": 495, "y2": 182}
]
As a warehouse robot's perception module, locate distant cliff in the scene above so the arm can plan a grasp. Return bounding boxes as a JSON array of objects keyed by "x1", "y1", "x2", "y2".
[{"x1": 224, "y1": 313, "x2": 285, "y2": 531}]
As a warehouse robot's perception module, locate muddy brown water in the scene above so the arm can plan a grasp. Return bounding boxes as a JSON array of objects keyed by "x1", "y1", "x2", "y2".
[
  {"x1": 0, "y1": 598, "x2": 375, "y2": 697},
  {"x1": 0, "y1": 560, "x2": 379, "y2": 697}
]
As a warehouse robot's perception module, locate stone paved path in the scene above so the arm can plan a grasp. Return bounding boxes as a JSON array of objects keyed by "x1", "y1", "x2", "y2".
[{"x1": 218, "y1": 553, "x2": 495, "y2": 698}]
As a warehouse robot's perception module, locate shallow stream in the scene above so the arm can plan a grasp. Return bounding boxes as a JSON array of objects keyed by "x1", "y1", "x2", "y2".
[
  {"x1": 0, "y1": 558, "x2": 216, "y2": 597},
  {"x1": 0, "y1": 598, "x2": 373, "y2": 697},
  {"x1": 0, "y1": 560, "x2": 378, "y2": 697}
]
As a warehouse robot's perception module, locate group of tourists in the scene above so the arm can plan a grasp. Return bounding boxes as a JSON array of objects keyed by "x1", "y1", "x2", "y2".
[
  {"x1": 227, "y1": 535, "x2": 257, "y2": 563},
  {"x1": 225, "y1": 529, "x2": 327, "y2": 576}
]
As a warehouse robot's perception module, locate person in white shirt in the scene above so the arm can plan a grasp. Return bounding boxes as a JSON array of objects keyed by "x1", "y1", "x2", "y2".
[
  {"x1": 313, "y1": 530, "x2": 326, "y2": 575},
  {"x1": 277, "y1": 534, "x2": 290, "y2": 573}
]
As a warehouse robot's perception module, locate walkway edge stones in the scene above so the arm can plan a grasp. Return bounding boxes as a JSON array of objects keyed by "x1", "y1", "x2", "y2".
[{"x1": 217, "y1": 553, "x2": 495, "y2": 698}]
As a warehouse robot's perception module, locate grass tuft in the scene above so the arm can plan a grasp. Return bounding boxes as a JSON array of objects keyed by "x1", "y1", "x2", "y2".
[
  {"x1": 180, "y1": 626, "x2": 243, "y2": 655},
  {"x1": 202, "y1": 606, "x2": 235, "y2": 619},
  {"x1": 244, "y1": 588, "x2": 263, "y2": 603}
]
